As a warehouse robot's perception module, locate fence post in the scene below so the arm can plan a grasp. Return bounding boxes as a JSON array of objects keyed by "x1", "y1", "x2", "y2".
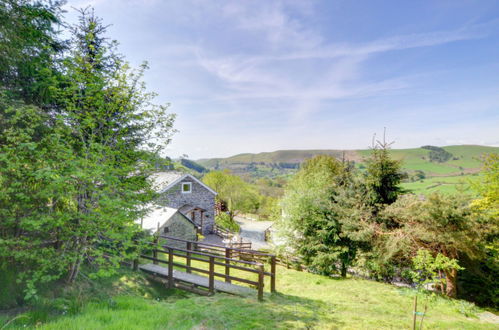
[
  {"x1": 186, "y1": 241, "x2": 192, "y2": 274},
  {"x1": 153, "y1": 236, "x2": 159, "y2": 265},
  {"x1": 271, "y1": 255, "x2": 276, "y2": 293},
  {"x1": 168, "y1": 247, "x2": 174, "y2": 289},
  {"x1": 225, "y1": 248, "x2": 231, "y2": 283},
  {"x1": 209, "y1": 256, "x2": 215, "y2": 295},
  {"x1": 133, "y1": 258, "x2": 139, "y2": 271},
  {"x1": 258, "y1": 264, "x2": 264, "y2": 301}
]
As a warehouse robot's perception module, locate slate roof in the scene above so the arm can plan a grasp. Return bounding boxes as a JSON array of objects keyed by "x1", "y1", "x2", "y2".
[
  {"x1": 149, "y1": 171, "x2": 217, "y2": 195},
  {"x1": 137, "y1": 205, "x2": 197, "y2": 232},
  {"x1": 149, "y1": 171, "x2": 185, "y2": 192}
]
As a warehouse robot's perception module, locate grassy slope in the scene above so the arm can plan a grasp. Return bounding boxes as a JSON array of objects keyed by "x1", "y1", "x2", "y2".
[
  {"x1": 198, "y1": 150, "x2": 347, "y2": 168},
  {"x1": 400, "y1": 175, "x2": 482, "y2": 195},
  {"x1": 1, "y1": 266, "x2": 495, "y2": 329},
  {"x1": 199, "y1": 145, "x2": 498, "y2": 194}
]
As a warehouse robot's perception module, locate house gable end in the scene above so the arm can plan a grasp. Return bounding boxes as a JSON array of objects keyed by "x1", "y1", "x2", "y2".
[{"x1": 160, "y1": 174, "x2": 217, "y2": 195}]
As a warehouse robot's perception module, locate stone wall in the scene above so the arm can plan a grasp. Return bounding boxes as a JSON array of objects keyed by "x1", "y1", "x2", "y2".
[
  {"x1": 157, "y1": 177, "x2": 215, "y2": 234},
  {"x1": 158, "y1": 212, "x2": 197, "y2": 249}
]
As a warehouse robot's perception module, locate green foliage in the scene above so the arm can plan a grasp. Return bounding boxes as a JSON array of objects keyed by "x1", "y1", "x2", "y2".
[
  {"x1": 198, "y1": 146, "x2": 498, "y2": 195},
  {"x1": 380, "y1": 193, "x2": 480, "y2": 297},
  {"x1": 364, "y1": 142, "x2": 406, "y2": 208},
  {"x1": 412, "y1": 170, "x2": 426, "y2": 181},
  {"x1": 279, "y1": 155, "x2": 363, "y2": 276},
  {"x1": 180, "y1": 159, "x2": 208, "y2": 173},
  {"x1": 0, "y1": 7, "x2": 174, "y2": 300},
  {"x1": 215, "y1": 213, "x2": 240, "y2": 232},
  {"x1": 472, "y1": 153, "x2": 499, "y2": 219},
  {"x1": 275, "y1": 141, "x2": 496, "y2": 305},
  {"x1": 202, "y1": 170, "x2": 260, "y2": 214},
  {"x1": 0, "y1": 0, "x2": 64, "y2": 105},
  {"x1": 462, "y1": 153, "x2": 499, "y2": 307},
  {"x1": 411, "y1": 249, "x2": 463, "y2": 291},
  {"x1": 422, "y1": 145, "x2": 454, "y2": 163},
  {"x1": 0, "y1": 96, "x2": 76, "y2": 299},
  {"x1": 0, "y1": 261, "x2": 24, "y2": 309}
]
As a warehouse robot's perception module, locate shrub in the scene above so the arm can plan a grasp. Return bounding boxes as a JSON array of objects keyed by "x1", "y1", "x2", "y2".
[{"x1": 215, "y1": 213, "x2": 240, "y2": 233}]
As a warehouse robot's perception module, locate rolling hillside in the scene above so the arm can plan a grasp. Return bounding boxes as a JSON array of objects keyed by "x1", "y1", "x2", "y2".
[{"x1": 197, "y1": 145, "x2": 499, "y2": 194}]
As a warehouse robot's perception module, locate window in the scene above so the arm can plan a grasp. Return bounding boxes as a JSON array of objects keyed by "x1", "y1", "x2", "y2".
[
  {"x1": 163, "y1": 227, "x2": 169, "y2": 234},
  {"x1": 181, "y1": 182, "x2": 192, "y2": 194}
]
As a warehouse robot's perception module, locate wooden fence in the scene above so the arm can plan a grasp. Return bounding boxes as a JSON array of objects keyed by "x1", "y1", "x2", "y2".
[
  {"x1": 212, "y1": 224, "x2": 233, "y2": 240},
  {"x1": 139, "y1": 242, "x2": 268, "y2": 300},
  {"x1": 159, "y1": 235, "x2": 275, "y2": 293},
  {"x1": 145, "y1": 236, "x2": 275, "y2": 292}
]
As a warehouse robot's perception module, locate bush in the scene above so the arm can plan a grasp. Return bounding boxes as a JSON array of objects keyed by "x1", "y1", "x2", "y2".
[
  {"x1": 0, "y1": 262, "x2": 25, "y2": 309},
  {"x1": 215, "y1": 213, "x2": 240, "y2": 233}
]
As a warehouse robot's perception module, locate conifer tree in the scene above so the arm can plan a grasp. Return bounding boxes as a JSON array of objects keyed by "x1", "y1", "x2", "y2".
[
  {"x1": 0, "y1": 7, "x2": 175, "y2": 298},
  {"x1": 279, "y1": 155, "x2": 362, "y2": 276}
]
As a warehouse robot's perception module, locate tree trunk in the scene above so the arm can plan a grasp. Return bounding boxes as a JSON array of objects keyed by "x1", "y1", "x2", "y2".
[
  {"x1": 340, "y1": 261, "x2": 347, "y2": 278},
  {"x1": 441, "y1": 247, "x2": 458, "y2": 298},
  {"x1": 438, "y1": 270, "x2": 445, "y2": 294},
  {"x1": 444, "y1": 268, "x2": 457, "y2": 298},
  {"x1": 66, "y1": 189, "x2": 89, "y2": 284},
  {"x1": 67, "y1": 256, "x2": 82, "y2": 283}
]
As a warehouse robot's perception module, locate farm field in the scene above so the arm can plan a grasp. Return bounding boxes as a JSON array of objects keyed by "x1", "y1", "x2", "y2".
[
  {"x1": 195, "y1": 145, "x2": 498, "y2": 195},
  {"x1": 401, "y1": 175, "x2": 480, "y2": 195},
  {"x1": 1, "y1": 266, "x2": 495, "y2": 329}
]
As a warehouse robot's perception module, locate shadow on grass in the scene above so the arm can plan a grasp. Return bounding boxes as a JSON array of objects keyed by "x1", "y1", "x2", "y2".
[
  {"x1": 0, "y1": 268, "x2": 191, "y2": 329},
  {"x1": 265, "y1": 291, "x2": 342, "y2": 328},
  {"x1": 195, "y1": 291, "x2": 344, "y2": 329},
  {"x1": 1, "y1": 264, "x2": 345, "y2": 329}
]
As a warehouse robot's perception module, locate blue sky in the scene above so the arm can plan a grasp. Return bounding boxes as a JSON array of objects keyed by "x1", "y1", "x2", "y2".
[{"x1": 65, "y1": 0, "x2": 499, "y2": 159}]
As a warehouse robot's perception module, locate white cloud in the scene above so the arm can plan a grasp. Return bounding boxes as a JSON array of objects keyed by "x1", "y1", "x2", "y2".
[
  {"x1": 222, "y1": 1, "x2": 322, "y2": 50},
  {"x1": 61, "y1": 0, "x2": 499, "y2": 158}
]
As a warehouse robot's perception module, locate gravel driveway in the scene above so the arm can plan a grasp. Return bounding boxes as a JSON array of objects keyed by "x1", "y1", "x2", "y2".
[{"x1": 234, "y1": 216, "x2": 273, "y2": 250}]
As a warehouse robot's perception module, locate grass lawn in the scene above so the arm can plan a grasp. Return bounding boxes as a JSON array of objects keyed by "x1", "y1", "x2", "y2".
[{"x1": 1, "y1": 265, "x2": 496, "y2": 329}]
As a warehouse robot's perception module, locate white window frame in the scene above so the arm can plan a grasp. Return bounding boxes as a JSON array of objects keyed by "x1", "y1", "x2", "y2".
[{"x1": 181, "y1": 182, "x2": 192, "y2": 194}]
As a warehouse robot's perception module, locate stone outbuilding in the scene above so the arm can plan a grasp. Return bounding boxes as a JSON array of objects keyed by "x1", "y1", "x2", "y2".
[
  {"x1": 139, "y1": 205, "x2": 198, "y2": 247},
  {"x1": 144, "y1": 172, "x2": 217, "y2": 235}
]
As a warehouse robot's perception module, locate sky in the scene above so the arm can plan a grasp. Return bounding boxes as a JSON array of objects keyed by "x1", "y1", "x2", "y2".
[{"x1": 64, "y1": 0, "x2": 499, "y2": 159}]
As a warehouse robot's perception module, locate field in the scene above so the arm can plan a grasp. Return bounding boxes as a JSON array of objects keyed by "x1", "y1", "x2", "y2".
[
  {"x1": 197, "y1": 145, "x2": 498, "y2": 194},
  {"x1": 401, "y1": 175, "x2": 482, "y2": 195},
  {"x1": 1, "y1": 265, "x2": 496, "y2": 329}
]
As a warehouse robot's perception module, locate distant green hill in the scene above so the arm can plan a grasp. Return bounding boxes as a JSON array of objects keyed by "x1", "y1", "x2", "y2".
[{"x1": 197, "y1": 145, "x2": 498, "y2": 194}]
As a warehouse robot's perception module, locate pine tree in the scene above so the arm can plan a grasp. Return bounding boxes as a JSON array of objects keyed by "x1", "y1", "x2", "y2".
[
  {"x1": 279, "y1": 155, "x2": 361, "y2": 277},
  {"x1": 0, "y1": 7, "x2": 175, "y2": 298},
  {"x1": 364, "y1": 135, "x2": 405, "y2": 213}
]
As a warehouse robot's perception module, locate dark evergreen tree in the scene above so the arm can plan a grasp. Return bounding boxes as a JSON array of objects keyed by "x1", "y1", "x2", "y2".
[
  {"x1": 0, "y1": 0, "x2": 64, "y2": 105},
  {"x1": 279, "y1": 155, "x2": 364, "y2": 277},
  {"x1": 364, "y1": 137, "x2": 406, "y2": 213},
  {"x1": 0, "y1": 7, "x2": 175, "y2": 298}
]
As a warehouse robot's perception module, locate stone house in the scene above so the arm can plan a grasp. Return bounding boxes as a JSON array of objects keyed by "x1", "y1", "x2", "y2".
[
  {"x1": 139, "y1": 205, "x2": 198, "y2": 248},
  {"x1": 138, "y1": 172, "x2": 217, "y2": 237}
]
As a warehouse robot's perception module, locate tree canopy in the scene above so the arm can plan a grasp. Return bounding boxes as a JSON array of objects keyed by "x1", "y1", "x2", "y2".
[
  {"x1": 279, "y1": 155, "x2": 361, "y2": 276},
  {"x1": 0, "y1": 4, "x2": 175, "y2": 300}
]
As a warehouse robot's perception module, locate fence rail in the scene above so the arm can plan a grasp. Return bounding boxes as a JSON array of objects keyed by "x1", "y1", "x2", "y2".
[
  {"x1": 139, "y1": 242, "x2": 267, "y2": 300},
  {"x1": 213, "y1": 224, "x2": 233, "y2": 240},
  {"x1": 150, "y1": 235, "x2": 276, "y2": 294},
  {"x1": 159, "y1": 235, "x2": 274, "y2": 290}
]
